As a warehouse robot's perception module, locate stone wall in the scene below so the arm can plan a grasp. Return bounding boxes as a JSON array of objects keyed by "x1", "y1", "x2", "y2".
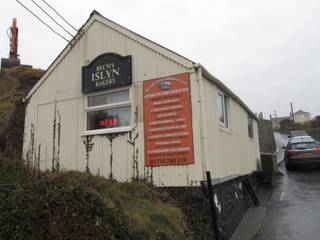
[
  {"x1": 160, "y1": 171, "x2": 262, "y2": 240},
  {"x1": 258, "y1": 119, "x2": 277, "y2": 153}
]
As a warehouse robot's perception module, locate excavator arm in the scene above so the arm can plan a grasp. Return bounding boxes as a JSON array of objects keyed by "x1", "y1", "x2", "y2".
[{"x1": 1, "y1": 18, "x2": 20, "y2": 68}]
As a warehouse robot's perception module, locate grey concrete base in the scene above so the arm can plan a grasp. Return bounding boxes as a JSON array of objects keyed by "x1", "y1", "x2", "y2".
[{"x1": 230, "y1": 206, "x2": 267, "y2": 240}]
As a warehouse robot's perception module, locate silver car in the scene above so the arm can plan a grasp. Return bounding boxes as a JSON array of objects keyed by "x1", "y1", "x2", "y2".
[
  {"x1": 289, "y1": 130, "x2": 308, "y2": 138},
  {"x1": 285, "y1": 136, "x2": 320, "y2": 170}
]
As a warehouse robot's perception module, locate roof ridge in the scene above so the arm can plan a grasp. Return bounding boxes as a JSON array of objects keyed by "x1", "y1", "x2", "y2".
[{"x1": 25, "y1": 10, "x2": 193, "y2": 100}]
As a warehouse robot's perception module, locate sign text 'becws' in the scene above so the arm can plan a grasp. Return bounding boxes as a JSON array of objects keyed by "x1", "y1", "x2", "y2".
[{"x1": 82, "y1": 53, "x2": 132, "y2": 93}]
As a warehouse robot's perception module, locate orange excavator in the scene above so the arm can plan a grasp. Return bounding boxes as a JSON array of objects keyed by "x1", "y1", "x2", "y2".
[{"x1": 1, "y1": 18, "x2": 21, "y2": 69}]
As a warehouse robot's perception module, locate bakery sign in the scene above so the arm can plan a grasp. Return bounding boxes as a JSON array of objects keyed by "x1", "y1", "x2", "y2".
[
  {"x1": 143, "y1": 72, "x2": 195, "y2": 166},
  {"x1": 82, "y1": 53, "x2": 132, "y2": 93}
]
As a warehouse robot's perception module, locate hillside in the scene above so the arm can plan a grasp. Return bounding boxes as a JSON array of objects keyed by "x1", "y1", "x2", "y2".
[
  {"x1": 0, "y1": 66, "x2": 44, "y2": 162},
  {"x1": 278, "y1": 118, "x2": 320, "y2": 141},
  {"x1": 0, "y1": 168, "x2": 189, "y2": 240}
]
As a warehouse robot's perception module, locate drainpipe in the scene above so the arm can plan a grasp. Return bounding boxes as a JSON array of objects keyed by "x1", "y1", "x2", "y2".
[{"x1": 194, "y1": 63, "x2": 209, "y2": 180}]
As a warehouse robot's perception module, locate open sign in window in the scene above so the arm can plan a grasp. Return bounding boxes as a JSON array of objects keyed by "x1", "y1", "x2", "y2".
[
  {"x1": 85, "y1": 88, "x2": 131, "y2": 134},
  {"x1": 87, "y1": 107, "x2": 130, "y2": 130}
]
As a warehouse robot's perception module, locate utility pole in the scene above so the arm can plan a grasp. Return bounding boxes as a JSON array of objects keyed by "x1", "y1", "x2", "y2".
[{"x1": 290, "y1": 102, "x2": 295, "y2": 122}]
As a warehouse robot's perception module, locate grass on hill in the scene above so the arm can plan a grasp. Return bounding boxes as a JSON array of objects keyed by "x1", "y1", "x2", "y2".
[
  {"x1": 0, "y1": 66, "x2": 44, "y2": 161},
  {"x1": 0, "y1": 167, "x2": 189, "y2": 240}
]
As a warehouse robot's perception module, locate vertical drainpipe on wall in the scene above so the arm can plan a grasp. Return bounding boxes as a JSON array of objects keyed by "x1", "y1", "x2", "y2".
[
  {"x1": 22, "y1": 97, "x2": 30, "y2": 160},
  {"x1": 22, "y1": 103, "x2": 27, "y2": 161},
  {"x1": 194, "y1": 64, "x2": 209, "y2": 180}
]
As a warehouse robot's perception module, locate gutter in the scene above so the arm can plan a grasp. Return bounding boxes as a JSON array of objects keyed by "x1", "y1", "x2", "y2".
[
  {"x1": 200, "y1": 65, "x2": 259, "y2": 122},
  {"x1": 194, "y1": 63, "x2": 209, "y2": 178}
]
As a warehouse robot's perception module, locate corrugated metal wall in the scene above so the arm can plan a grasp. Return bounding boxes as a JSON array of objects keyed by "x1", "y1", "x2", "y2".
[
  {"x1": 23, "y1": 15, "x2": 205, "y2": 186},
  {"x1": 201, "y1": 77, "x2": 260, "y2": 178},
  {"x1": 23, "y1": 14, "x2": 260, "y2": 186}
]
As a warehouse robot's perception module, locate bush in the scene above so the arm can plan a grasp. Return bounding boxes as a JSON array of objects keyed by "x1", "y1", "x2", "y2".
[
  {"x1": 0, "y1": 169, "x2": 188, "y2": 240},
  {"x1": 0, "y1": 170, "x2": 128, "y2": 240},
  {"x1": 0, "y1": 66, "x2": 44, "y2": 163}
]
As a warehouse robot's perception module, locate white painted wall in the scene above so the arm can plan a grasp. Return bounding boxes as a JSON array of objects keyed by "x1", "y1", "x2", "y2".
[
  {"x1": 294, "y1": 112, "x2": 311, "y2": 123},
  {"x1": 23, "y1": 14, "x2": 205, "y2": 186},
  {"x1": 201, "y1": 77, "x2": 260, "y2": 178}
]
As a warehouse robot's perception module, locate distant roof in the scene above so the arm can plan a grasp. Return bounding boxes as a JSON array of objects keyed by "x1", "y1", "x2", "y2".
[{"x1": 294, "y1": 110, "x2": 310, "y2": 115}]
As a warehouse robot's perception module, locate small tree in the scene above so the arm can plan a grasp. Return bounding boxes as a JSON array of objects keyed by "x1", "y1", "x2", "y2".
[
  {"x1": 315, "y1": 116, "x2": 320, "y2": 126},
  {"x1": 279, "y1": 119, "x2": 297, "y2": 132}
]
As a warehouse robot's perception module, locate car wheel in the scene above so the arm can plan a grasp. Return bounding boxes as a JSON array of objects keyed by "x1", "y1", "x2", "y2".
[{"x1": 285, "y1": 162, "x2": 294, "y2": 171}]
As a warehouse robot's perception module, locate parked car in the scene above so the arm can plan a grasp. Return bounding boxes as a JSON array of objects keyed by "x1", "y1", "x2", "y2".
[
  {"x1": 288, "y1": 135, "x2": 314, "y2": 143},
  {"x1": 284, "y1": 136, "x2": 320, "y2": 170},
  {"x1": 289, "y1": 130, "x2": 308, "y2": 138}
]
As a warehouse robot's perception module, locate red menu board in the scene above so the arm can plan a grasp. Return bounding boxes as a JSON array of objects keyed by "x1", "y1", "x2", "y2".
[{"x1": 143, "y1": 72, "x2": 194, "y2": 166}]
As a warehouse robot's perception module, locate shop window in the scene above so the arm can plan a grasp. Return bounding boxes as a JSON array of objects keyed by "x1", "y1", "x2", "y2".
[
  {"x1": 85, "y1": 88, "x2": 131, "y2": 134},
  {"x1": 218, "y1": 91, "x2": 229, "y2": 128},
  {"x1": 248, "y1": 114, "x2": 254, "y2": 139}
]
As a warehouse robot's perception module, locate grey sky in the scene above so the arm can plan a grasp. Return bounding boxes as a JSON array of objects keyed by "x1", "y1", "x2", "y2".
[{"x1": 1, "y1": 0, "x2": 320, "y2": 118}]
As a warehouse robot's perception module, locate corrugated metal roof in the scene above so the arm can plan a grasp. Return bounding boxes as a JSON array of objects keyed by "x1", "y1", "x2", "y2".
[
  {"x1": 25, "y1": 10, "x2": 258, "y2": 120},
  {"x1": 25, "y1": 10, "x2": 194, "y2": 100},
  {"x1": 199, "y1": 65, "x2": 259, "y2": 121}
]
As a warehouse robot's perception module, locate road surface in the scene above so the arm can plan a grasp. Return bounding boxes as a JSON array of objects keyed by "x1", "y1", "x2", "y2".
[{"x1": 254, "y1": 164, "x2": 320, "y2": 240}]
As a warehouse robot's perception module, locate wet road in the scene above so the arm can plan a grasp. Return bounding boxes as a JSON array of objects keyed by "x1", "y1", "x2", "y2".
[{"x1": 255, "y1": 164, "x2": 320, "y2": 240}]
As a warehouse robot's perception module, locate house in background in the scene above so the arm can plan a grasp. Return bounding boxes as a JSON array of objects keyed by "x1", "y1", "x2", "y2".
[{"x1": 294, "y1": 110, "x2": 311, "y2": 123}]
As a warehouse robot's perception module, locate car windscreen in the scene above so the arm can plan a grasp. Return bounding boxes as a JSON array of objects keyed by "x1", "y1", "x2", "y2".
[
  {"x1": 290, "y1": 130, "x2": 307, "y2": 137},
  {"x1": 291, "y1": 142, "x2": 317, "y2": 150}
]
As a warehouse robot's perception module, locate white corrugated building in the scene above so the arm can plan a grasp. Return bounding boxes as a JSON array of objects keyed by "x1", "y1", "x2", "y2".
[{"x1": 23, "y1": 10, "x2": 261, "y2": 187}]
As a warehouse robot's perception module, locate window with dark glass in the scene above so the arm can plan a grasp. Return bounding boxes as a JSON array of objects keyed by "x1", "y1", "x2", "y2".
[
  {"x1": 85, "y1": 89, "x2": 131, "y2": 132},
  {"x1": 248, "y1": 114, "x2": 254, "y2": 139},
  {"x1": 218, "y1": 91, "x2": 228, "y2": 128}
]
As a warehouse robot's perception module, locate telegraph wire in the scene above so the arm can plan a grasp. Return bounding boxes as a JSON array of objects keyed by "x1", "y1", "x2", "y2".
[
  {"x1": 15, "y1": 0, "x2": 69, "y2": 42},
  {"x1": 30, "y1": 0, "x2": 75, "y2": 38},
  {"x1": 40, "y1": 0, "x2": 78, "y2": 32}
]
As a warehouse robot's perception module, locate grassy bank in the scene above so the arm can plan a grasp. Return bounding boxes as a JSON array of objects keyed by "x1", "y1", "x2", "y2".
[
  {"x1": 0, "y1": 66, "x2": 44, "y2": 161},
  {"x1": 0, "y1": 167, "x2": 188, "y2": 240}
]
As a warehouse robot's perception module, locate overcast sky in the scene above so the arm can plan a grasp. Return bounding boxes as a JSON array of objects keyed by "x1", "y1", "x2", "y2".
[{"x1": 1, "y1": 0, "x2": 320, "y2": 118}]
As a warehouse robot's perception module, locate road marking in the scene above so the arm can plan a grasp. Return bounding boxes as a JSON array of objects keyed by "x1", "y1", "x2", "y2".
[
  {"x1": 280, "y1": 191, "x2": 286, "y2": 201},
  {"x1": 271, "y1": 190, "x2": 287, "y2": 201},
  {"x1": 271, "y1": 191, "x2": 280, "y2": 201}
]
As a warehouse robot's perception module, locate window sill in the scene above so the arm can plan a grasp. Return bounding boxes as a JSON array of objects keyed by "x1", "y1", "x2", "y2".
[
  {"x1": 249, "y1": 137, "x2": 255, "y2": 143},
  {"x1": 83, "y1": 126, "x2": 132, "y2": 136},
  {"x1": 219, "y1": 126, "x2": 231, "y2": 134}
]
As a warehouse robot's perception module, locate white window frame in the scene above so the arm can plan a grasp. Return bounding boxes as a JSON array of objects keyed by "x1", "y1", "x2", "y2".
[
  {"x1": 84, "y1": 86, "x2": 132, "y2": 135},
  {"x1": 218, "y1": 90, "x2": 229, "y2": 128}
]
